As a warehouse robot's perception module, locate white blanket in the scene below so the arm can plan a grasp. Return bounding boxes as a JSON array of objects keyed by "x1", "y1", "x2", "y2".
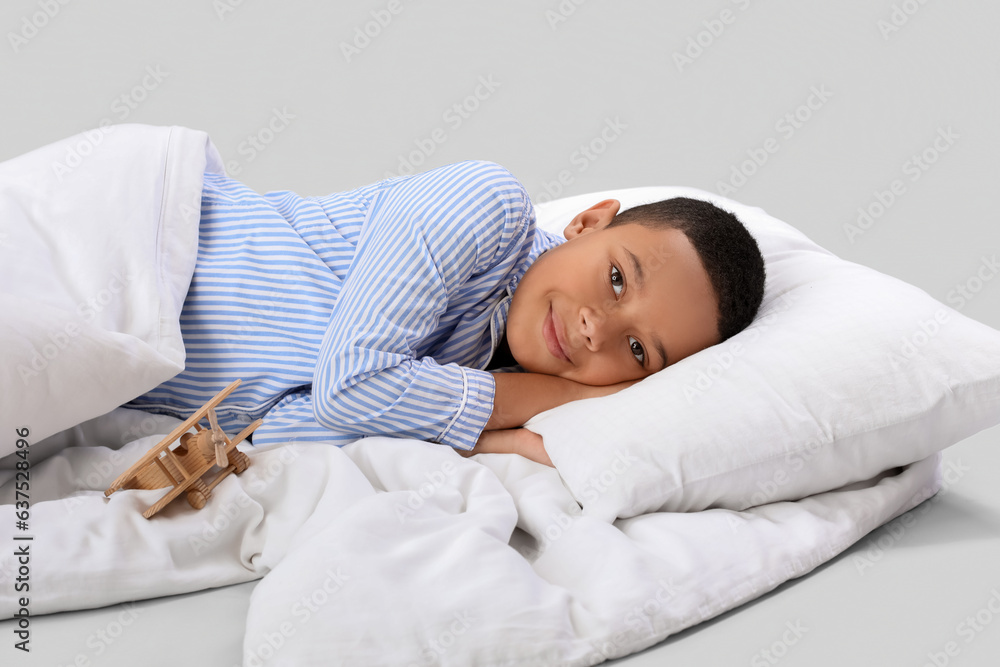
[
  {"x1": 0, "y1": 412, "x2": 941, "y2": 665},
  {"x1": 0, "y1": 125, "x2": 943, "y2": 665}
]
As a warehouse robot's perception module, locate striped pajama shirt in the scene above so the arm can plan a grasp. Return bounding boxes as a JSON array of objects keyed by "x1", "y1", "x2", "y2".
[{"x1": 125, "y1": 160, "x2": 563, "y2": 450}]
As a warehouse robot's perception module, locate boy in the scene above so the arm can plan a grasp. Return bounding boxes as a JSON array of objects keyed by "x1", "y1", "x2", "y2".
[{"x1": 126, "y1": 160, "x2": 765, "y2": 466}]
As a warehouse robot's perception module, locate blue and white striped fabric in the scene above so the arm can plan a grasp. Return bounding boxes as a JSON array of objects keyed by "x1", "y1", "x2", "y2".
[{"x1": 125, "y1": 160, "x2": 563, "y2": 450}]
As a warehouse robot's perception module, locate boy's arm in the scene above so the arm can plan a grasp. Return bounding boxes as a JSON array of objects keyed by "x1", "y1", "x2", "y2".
[
  {"x1": 312, "y1": 161, "x2": 538, "y2": 451},
  {"x1": 464, "y1": 375, "x2": 641, "y2": 466},
  {"x1": 484, "y1": 372, "x2": 639, "y2": 431}
]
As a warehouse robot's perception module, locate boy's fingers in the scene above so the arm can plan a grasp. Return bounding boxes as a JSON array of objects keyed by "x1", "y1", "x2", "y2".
[
  {"x1": 469, "y1": 429, "x2": 516, "y2": 454},
  {"x1": 459, "y1": 429, "x2": 554, "y2": 468},
  {"x1": 454, "y1": 430, "x2": 508, "y2": 458},
  {"x1": 515, "y1": 430, "x2": 553, "y2": 467}
]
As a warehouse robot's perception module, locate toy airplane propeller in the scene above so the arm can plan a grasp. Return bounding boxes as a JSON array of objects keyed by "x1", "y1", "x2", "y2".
[
  {"x1": 105, "y1": 379, "x2": 262, "y2": 519},
  {"x1": 206, "y1": 405, "x2": 228, "y2": 467}
]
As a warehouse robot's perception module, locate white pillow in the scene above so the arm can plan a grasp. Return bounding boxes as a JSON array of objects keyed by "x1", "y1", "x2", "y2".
[
  {"x1": 0, "y1": 124, "x2": 221, "y2": 454},
  {"x1": 525, "y1": 187, "x2": 1000, "y2": 521}
]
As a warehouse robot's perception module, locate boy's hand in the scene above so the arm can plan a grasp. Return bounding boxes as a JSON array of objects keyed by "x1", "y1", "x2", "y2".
[
  {"x1": 458, "y1": 428, "x2": 551, "y2": 467},
  {"x1": 464, "y1": 377, "x2": 642, "y2": 466}
]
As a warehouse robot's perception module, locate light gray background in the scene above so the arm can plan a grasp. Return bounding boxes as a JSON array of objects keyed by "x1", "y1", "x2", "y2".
[{"x1": 2, "y1": 1, "x2": 998, "y2": 665}]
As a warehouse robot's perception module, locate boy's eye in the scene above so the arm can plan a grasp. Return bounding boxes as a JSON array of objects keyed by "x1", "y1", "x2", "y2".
[
  {"x1": 610, "y1": 264, "x2": 624, "y2": 297},
  {"x1": 628, "y1": 336, "x2": 645, "y2": 365},
  {"x1": 609, "y1": 264, "x2": 646, "y2": 367}
]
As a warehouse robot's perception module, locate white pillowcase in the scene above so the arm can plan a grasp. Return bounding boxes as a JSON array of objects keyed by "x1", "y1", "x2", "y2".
[
  {"x1": 0, "y1": 125, "x2": 221, "y2": 454},
  {"x1": 525, "y1": 187, "x2": 1000, "y2": 521}
]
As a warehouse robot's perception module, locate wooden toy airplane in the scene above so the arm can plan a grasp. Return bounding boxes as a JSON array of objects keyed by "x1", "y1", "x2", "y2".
[{"x1": 105, "y1": 379, "x2": 262, "y2": 519}]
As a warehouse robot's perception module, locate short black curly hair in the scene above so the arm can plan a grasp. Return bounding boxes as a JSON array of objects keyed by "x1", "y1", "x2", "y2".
[{"x1": 605, "y1": 197, "x2": 766, "y2": 343}]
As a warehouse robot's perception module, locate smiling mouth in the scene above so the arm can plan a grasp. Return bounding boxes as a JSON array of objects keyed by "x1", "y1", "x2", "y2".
[{"x1": 543, "y1": 304, "x2": 570, "y2": 362}]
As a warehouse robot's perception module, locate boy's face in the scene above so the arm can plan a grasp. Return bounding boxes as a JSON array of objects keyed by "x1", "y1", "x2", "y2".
[{"x1": 506, "y1": 199, "x2": 720, "y2": 386}]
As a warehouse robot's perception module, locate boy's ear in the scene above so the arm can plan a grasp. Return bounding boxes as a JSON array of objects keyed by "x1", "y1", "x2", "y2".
[{"x1": 563, "y1": 199, "x2": 621, "y2": 239}]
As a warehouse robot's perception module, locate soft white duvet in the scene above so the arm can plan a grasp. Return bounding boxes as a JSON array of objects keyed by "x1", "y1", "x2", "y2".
[
  {"x1": 0, "y1": 410, "x2": 941, "y2": 666},
  {"x1": 0, "y1": 125, "x2": 943, "y2": 666}
]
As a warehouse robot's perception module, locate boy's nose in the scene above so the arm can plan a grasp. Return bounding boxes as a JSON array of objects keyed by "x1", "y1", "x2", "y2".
[{"x1": 580, "y1": 305, "x2": 614, "y2": 350}]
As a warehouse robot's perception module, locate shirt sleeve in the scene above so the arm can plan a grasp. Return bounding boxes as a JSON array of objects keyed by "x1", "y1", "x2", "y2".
[{"x1": 312, "y1": 160, "x2": 533, "y2": 450}]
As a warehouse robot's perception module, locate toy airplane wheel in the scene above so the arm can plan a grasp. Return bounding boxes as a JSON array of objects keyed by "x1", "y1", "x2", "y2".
[
  {"x1": 231, "y1": 450, "x2": 250, "y2": 475},
  {"x1": 186, "y1": 480, "x2": 211, "y2": 510},
  {"x1": 104, "y1": 379, "x2": 263, "y2": 519}
]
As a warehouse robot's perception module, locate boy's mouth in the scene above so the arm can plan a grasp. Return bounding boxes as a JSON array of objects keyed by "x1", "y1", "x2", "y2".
[{"x1": 543, "y1": 303, "x2": 571, "y2": 363}]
